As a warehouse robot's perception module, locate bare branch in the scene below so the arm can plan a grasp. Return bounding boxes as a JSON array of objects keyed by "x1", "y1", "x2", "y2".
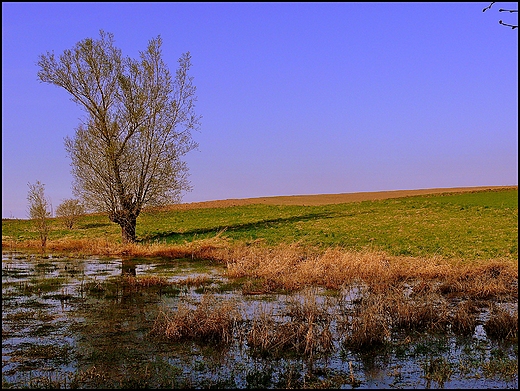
[
  {"x1": 499, "y1": 19, "x2": 518, "y2": 29},
  {"x1": 483, "y1": 2, "x2": 518, "y2": 29},
  {"x1": 483, "y1": 2, "x2": 496, "y2": 12}
]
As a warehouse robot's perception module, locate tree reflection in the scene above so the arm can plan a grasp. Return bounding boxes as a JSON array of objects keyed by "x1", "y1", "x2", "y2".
[{"x1": 121, "y1": 259, "x2": 136, "y2": 276}]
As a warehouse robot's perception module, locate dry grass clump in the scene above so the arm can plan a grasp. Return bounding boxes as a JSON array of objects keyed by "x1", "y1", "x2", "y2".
[
  {"x1": 449, "y1": 300, "x2": 479, "y2": 336},
  {"x1": 225, "y1": 244, "x2": 401, "y2": 292},
  {"x1": 484, "y1": 304, "x2": 518, "y2": 340},
  {"x1": 439, "y1": 260, "x2": 518, "y2": 300},
  {"x1": 240, "y1": 278, "x2": 273, "y2": 295},
  {"x1": 151, "y1": 294, "x2": 241, "y2": 344},
  {"x1": 284, "y1": 288, "x2": 331, "y2": 323},
  {"x1": 135, "y1": 235, "x2": 234, "y2": 261},
  {"x1": 385, "y1": 290, "x2": 450, "y2": 332},
  {"x1": 118, "y1": 238, "x2": 230, "y2": 260},
  {"x1": 285, "y1": 289, "x2": 334, "y2": 355},
  {"x1": 341, "y1": 292, "x2": 390, "y2": 351},
  {"x1": 123, "y1": 275, "x2": 171, "y2": 288},
  {"x1": 12, "y1": 238, "x2": 122, "y2": 255},
  {"x1": 174, "y1": 275, "x2": 213, "y2": 288},
  {"x1": 247, "y1": 289, "x2": 334, "y2": 357},
  {"x1": 224, "y1": 243, "x2": 311, "y2": 291},
  {"x1": 246, "y1": 304, "x2": 279, "y2": 354},
  {"x1": 12, "y1": 236, "x2": 232, "y2": 260},
  {"x1": 341, "y1": 290, "x2": 479, "y2": 348},
  {"x1": 410, "y1": 280, "x2": 439, "y2": 296}
]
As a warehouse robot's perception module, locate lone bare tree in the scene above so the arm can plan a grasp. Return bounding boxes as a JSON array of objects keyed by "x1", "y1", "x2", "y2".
[
  {"x1": 56, "y1": 198, "x2": 85, "y2": 229},
  {"x1": 27, "y1": 181, "x2": 52, "y2": 248},
  {"x1": 37, "y1": 31, "x2": 201, "y2": 243}
]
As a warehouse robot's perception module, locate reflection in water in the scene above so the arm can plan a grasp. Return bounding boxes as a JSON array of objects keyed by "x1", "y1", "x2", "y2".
[
  {"x1": 121, "y1": 260, "x2": 136, "y2": 276},
  {"x1": 1, "y1": 251, "x2": 518, "y2": 389}
]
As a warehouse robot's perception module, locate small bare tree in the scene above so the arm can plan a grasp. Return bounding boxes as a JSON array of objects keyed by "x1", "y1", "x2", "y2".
[
  {"x1": 27, "y1": 181, "x2": 52, "y2": 248},
  {"x1": 56, "y1": 199, "x2": 85, "y2": 229}
]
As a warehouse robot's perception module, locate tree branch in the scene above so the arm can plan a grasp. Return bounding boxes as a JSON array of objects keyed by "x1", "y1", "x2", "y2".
[
  {"x1": 499, "y1": 20, "x2": 518, "y2": 29},
  {"x1": 483, "y1": 2, "x2": 518, "y2": 29},
  {"x1": 482, "y1": 2, "x2": 495, "y2": 12}
]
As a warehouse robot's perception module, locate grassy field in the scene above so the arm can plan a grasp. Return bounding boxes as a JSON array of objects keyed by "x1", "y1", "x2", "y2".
[{"x1": 2, "y1": 187, "x2": 517, "y2": 261}]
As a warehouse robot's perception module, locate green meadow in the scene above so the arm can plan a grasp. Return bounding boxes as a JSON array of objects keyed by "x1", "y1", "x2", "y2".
[{"x1": 2, "y1": 188, "x2": 517, "y2": 261}]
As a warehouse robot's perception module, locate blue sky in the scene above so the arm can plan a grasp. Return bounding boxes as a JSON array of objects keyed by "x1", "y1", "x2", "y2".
[{"x1": 2, "y1": 2, "x2": 518, "y2": 219}]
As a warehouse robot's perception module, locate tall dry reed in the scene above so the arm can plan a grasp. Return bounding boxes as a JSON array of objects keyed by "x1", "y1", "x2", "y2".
[{"x1": 439, "y1": 260, "x2": 518, "y2": 300}]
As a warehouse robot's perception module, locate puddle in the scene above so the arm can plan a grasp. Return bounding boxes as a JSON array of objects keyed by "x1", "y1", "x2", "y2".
[{"x1": 2, "y1": 250, "x2": 518, "y2": 389}]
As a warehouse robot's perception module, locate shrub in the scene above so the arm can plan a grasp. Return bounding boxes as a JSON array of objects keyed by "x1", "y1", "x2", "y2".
[{"x1": 56, "y1": 199, "x2": 85, "y2": 229}]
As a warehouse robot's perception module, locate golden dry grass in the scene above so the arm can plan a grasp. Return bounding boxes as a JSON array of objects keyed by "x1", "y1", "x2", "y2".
[
  {"x1": 222, "y1": 243, "x2": 517, "y2": 297},
  {"x1": 9, "y1": 235, "x2": 517, "y2": 302},
  {"x1": 450, "y1": 300, "x2": 479, "y2": 336},
  {"x1": 341, "y1": 292, "x2": 390, "y2": 350},
  {"x1": 247, "y1": 289, "x2": 334, "y2": 357},
  {"x1": 385, "y1": 290, "x2": 450, "y2": 332},
  {"x1": 7, "y1": 236, "x2": 229, "y2": 259},
  {"x1": 484, "y1": 304, "x2": 519, "y2": 340},
  {"x1": 122, "y1": 275, "x2": 171, "y2": 288},
  {"x1": 174, "y1": 275, "x2": 213, "y2": 287},
  {"x1": 13, "y1": 238, "x2": 514, "y2": 294},
  {"x1": 438, "y1": 260, "x2": 518, "y2": 300},
  {"x1": 151, "y1": 294, "x2": 241, "y2": 344}
]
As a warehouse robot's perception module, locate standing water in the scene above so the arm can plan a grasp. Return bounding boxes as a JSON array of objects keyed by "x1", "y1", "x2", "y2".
[{"x1": 2, "y1": 250, "x2": 518, "y2": 388}]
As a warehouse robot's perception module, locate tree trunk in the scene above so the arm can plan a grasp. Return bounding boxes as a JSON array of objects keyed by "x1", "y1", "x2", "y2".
[
  {"x1": 120, "y1": 218, "x2": 137, "y2": 244},
  {"x1": 40, "y1": 234, "x2": 47, "y2": 249},
  {"x1": 110, "y1": 210, "x2": 137, "y2": 243}
]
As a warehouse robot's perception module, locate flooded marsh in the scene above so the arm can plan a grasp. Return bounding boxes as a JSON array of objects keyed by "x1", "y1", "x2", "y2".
[{"x1": 2, "y1": 250, "x2": 518, "y2": 389}]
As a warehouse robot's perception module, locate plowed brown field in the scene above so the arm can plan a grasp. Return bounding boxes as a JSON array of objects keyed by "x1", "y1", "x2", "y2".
[{"x1": 156, "y1": 185, "x2": 517, "y2": 211}]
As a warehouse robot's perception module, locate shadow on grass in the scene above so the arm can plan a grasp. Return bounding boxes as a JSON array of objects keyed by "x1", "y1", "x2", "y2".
[
  {"x1": 80, "y1": 222, "x2": 113, "y2": 229},
  {"x1": 138, "y1": 211, "x2": 338, "y2": 244}
]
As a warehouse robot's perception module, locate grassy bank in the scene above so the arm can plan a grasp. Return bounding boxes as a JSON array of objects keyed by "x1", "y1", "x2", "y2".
[{"x1": 2, "y1": 188, "x2": 517, "y2": 262}]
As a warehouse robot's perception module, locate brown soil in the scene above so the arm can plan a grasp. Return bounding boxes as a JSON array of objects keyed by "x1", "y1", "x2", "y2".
[{"x1": 153, "y1": 185, "x2": 517, "y2": 211}]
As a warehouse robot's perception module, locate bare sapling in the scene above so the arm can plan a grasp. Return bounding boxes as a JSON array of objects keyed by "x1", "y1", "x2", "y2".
[{"x1": 27, "y1": 181, "x2": 52, "y2": 248}]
